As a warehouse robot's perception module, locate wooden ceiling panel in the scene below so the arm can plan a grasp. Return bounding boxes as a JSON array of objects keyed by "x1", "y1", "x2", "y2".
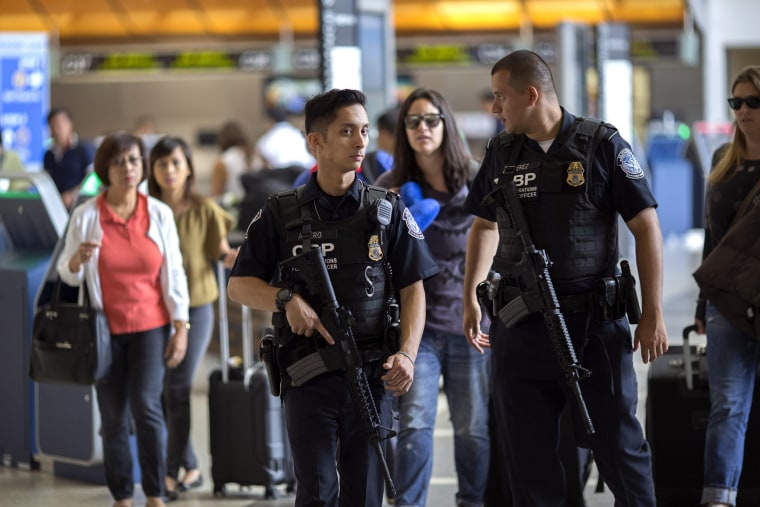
[{"x1": 0, "y1": 0, "x2": 684, "y2": 41}]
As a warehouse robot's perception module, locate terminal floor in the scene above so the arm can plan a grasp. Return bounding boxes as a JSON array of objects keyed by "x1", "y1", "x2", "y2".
[{"x1": 0, "y1": 235, "x2": 703, "y2": 507}]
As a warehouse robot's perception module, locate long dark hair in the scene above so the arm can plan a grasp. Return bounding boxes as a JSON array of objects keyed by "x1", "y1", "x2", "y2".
[
  {"x1": 147, "y1": 135, "x2": 202, "y2": 204},
  {"x1": 391, "y1": 88, "x2": 471, "y2": 193}
]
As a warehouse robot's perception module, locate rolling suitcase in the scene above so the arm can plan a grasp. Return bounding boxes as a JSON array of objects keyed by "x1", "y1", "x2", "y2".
[
  {"x1": 207, "y1": 262, "x2": 295, "y2": 498},
  {"x1": 646, "y1": 325, "x2": 760, "y2": 506}
]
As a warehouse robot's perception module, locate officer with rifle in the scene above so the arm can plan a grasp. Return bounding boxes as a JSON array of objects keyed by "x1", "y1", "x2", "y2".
[
  {"x1": 228, "y1": 88, "x2": 439, "y2": 507},
  {"x1": 462, "y1": 50, "x2": 668, "y2": 506}
]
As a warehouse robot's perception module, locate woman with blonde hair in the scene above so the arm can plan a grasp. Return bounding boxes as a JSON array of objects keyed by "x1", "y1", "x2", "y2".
[{"x1": 695, "y1": 65, "x2": 760, "y2": 507}]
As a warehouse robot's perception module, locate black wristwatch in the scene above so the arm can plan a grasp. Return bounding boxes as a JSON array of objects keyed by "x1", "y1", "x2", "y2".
[{"x1": 275, "y1": 287, "x2": 294, "y2": 312}]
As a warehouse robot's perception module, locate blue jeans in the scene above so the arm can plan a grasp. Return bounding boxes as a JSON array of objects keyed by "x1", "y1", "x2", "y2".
[
  {"x1": 96, "y1": 325, "x2": 168, "y2": 500},
  {"x1": 164, "y1": 303, "x2": 214, "y2": 480},
  {"x1": 702, "y1": 302, "x2": 760, "y2": 506},
  {"x1": 394, "y1": 330, "x2": 491, "y2": 507}
]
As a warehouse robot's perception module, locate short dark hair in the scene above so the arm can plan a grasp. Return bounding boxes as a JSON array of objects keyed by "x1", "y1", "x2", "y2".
[
  {"x1": 376, "y1": 107, "x2": 399, "y2": 135},
  {"x1": 47, "y1": 106, "x2": 72, "y2": 124},
  {"x1": 491, "y1": 49, "x2": 556, "y2": 96},
  {"x1": 304, "y1": 89, "x2": 367, "y2": 136},
  {"x1": 148, "y1": 136, "x2": 196, "y2": 200},
  {"x1": 93, "y1": 131, "x2": 147, "y2": 186}
]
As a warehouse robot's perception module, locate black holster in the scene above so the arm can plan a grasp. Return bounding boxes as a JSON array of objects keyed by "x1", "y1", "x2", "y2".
[
  {"x1": 260, "y1": 328, "x2": 281, "y2": 397},
  {"x1": 594, "y1": 271, "x2": 641, "y2": 324}
]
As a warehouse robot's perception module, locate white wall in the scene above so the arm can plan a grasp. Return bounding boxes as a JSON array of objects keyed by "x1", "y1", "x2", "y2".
[{"x1": 693, "y1": 0, "x2": 760, "y2": 122}]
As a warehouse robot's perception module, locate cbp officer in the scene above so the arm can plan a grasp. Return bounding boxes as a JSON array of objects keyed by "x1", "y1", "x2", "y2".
[
  {"x1": 228, "y1": 88, "x2": 439, "y2": 507},
  {"x1": 462, "y1": 50, "x2": 668, "y2": 506}
]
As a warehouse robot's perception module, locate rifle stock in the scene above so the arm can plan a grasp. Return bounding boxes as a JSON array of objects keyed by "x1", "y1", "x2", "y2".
[
  {"x1": 485, "y1": 182, "x2": 595, "y2": 435},
  {"x1": 279, "y1": 246, "x2": 397, "y2": 496}
]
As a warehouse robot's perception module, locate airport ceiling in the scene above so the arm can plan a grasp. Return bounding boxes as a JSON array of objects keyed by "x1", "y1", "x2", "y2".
[{"x1": 1, "y1": 0, "x2": 685, "y2": 42}]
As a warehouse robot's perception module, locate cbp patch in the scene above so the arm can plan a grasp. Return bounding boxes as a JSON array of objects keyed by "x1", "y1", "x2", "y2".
[
  {"x1": 617, "y1": 148, "x2": 644, "y2": 179},
  {"x1": 566, "y1": 161, "x2": 585, "y2": 187},
  {"x1": 403, "y1": 207, "x2": 425, "y2": 240}
]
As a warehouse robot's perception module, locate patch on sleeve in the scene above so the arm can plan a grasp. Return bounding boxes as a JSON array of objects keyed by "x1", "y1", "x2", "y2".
[
  {"x1": 403, "y1": 207, "x2": 425, "y2": 240},
  {"x1": 617, "y1": 148, "x2": 644, "y2": 179}
]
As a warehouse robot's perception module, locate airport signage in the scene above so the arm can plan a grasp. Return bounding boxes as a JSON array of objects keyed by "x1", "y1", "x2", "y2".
[
  {"x1": 60, "y1": 49, "x2": 277, "y2": 75},
  {"x1": 0, "y1": 32, "x2": 48, "y2": 172}
]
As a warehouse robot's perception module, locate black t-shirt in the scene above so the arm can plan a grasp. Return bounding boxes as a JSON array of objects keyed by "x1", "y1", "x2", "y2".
[{"x1": 703, "y1": 146, "x2": 760, "y2": 254}]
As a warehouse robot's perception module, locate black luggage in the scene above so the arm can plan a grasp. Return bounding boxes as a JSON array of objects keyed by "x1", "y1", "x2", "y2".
[
  {"x1": 207, "y1": 262, "x2": 295, "y2": 498},
  {"x1": 646, "y1": 325, "x2": 760, "y2": 506}
]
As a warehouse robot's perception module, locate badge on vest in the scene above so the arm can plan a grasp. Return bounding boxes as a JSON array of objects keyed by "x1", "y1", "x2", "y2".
[
  {"x1": 566, "y1": 161, "x2": 586, "y2": 187},
  {"x1": 368, "y1": 234, "x2": 383, "y2": 261}
]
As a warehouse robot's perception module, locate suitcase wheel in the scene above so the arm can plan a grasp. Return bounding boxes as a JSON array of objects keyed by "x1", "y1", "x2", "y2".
[
  {"x1": 213, "y1": 483, "x2": 226, "y2": 497},
  {"x1": 287, "y1": 480, "x2": 296, "y2": 493}
]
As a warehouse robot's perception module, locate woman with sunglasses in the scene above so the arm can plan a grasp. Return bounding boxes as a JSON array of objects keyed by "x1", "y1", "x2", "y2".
[
  {"x1": 694, "y1": 65, "x2": 760, "y2": 507},
  {"x1": 375, "y1": 87, "x2": 490, "y2": 507}
]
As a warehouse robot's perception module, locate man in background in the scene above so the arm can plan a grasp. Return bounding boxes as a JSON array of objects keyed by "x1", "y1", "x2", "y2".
[{"x1": 43, "y1": 107, "x2": 95, "y2": 209}]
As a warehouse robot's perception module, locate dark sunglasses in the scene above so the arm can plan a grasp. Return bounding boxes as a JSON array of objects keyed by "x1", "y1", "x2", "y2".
[
  {"x1": 404, "y1": 113, "x2": 445, "y2": 129},
  {"x1": 727, "y1": 96, "x2": 760, "y2": 110}
]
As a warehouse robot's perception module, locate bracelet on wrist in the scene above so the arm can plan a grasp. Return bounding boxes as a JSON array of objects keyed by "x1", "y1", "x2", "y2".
[{"x1": 397, "y1": 351, "x2": 415, "y2": 367}]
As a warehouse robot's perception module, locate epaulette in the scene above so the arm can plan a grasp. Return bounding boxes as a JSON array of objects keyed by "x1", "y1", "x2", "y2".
[{"x1": 486, "y1": 130, "x2": 516, "y2": 151}]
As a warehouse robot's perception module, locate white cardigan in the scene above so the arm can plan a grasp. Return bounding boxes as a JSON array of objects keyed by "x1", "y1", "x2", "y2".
[{"x1": 56, "y1": 194, "x2": 189, "y2": 323}]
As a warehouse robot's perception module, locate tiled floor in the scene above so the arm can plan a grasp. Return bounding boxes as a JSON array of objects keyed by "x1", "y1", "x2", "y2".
[{"x1": 0, "y1": 234, "x2": 703, "y2": 506}]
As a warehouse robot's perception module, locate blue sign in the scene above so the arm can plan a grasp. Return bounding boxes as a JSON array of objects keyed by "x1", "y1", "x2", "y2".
[{"x1": 0, "y1": 33, "x2": 49, "y2": 172}]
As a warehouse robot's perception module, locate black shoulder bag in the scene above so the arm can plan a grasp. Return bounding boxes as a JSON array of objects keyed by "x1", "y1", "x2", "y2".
[{"x1": 29, "y1": 279, "x2": 112, "y2": 385}]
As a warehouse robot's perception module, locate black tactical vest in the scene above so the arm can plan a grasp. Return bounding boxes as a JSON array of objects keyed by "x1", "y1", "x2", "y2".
[
  {"x1": 492, "y1": 118, "x2": 618, "y2": 283},
  {"x1": 271, "y1": 184, "x2": 396, "y2": 342}
]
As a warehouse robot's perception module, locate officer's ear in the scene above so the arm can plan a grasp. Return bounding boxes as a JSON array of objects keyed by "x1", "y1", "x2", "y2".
[
  {"x1": 306, "y1": 131, "x2": 323, "y2": 155},
  {"x1": 527, "y1": 86, "x2": 540, "y2": 106}
]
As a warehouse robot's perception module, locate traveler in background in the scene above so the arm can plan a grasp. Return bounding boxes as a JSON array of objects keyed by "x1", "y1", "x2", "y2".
[
  {"x1": 147, "y1": 136, "x2": 238, "y2": 499},
  {"x1": 361, "y1": 106, "x2": 398, "y2": 183},
  {"x1": 694, "y1": 65, "x2": 760, "y2": 507},
  {"x1": 0, "y1": 134, "x2": 24, "y2": 173},
  {"x1": 375, "y1": 87, "x2": 489, "y2": 507},
  {"x1": 228, "y1": 88, "x2": 439, "y2": 507},
  {"x1": 255, "y1": 105, "x2": 315, "y2": 170},
  {"x1": 292, "y1": 105, "x2": 398, "y2": 187},
  {"x1": 463, "y1": 49, "x2": 668, "y2": 506},
  {"x1": 57, "y1": 131, "x2": 189, "y2": 507},
  {"x1": 210, "y1": 120, "x2": 255, "y2": 203},
  {"x1": 44, "y1": 107, "x2": 95, "y2": 209},
  {"x1": 133, "y1": 115, "x2": 161, "y2": 152}
]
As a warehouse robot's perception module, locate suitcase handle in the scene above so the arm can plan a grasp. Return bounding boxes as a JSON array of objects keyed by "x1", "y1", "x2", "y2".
[{"x1": 682, "y1": 324, "x2": 699, "y2": 391}]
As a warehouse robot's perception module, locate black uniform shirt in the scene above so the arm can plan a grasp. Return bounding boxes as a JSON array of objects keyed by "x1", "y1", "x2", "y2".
[
  {"x1": 232, "y1": 172, "x2": 439, "y2": 290},
  {"x1": 465, "y1": 108, "x2": 657, "y2": 224}
]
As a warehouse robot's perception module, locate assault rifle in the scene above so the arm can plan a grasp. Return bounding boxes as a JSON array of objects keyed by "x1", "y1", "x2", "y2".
[
  {"x1": 484, "y1": 181, "x2": 595, "y2": 435},
  {"x1": 280, "y1": 246, "x2": 397, "y2": 496}
]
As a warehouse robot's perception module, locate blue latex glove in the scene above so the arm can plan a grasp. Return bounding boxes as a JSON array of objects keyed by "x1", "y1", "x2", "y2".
[{"x1": 400, "y1": 181, "x2": 440, "y2": 232}]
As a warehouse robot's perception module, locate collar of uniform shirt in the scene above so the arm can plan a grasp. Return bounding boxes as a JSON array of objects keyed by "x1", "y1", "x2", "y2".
[{"x1": 302, "y1": 175, "x2": 363, "y2": 222}]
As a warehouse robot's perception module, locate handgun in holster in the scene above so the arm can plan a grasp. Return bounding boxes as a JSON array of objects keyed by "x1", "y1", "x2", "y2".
[
  {"x1": 259, "y1": 328, "x2": 281, "y2": 397},
  {"x1": 476, "y1": 272, "x2": 503, "y2": 322},
  {"x1": 594, "y1": 260, "x2": 641, "y2": 324}
]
